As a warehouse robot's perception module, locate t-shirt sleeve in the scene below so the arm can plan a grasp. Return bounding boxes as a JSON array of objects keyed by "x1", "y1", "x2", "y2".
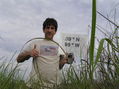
[{"x1": 21, "y1": 41, "x2": 34, "y2": 53}]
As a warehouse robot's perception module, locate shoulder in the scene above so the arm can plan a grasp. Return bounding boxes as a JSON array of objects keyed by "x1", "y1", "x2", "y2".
[
  {"x1": 26, "y1": 38, "x2": 43, "y2": 45},
  {"x1": 23, "y1": 38, "x2": 43, "y2": 49}
]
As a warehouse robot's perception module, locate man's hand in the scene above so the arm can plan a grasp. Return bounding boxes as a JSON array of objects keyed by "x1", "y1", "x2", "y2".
[
  {"x1": 60, "y1": 57, "x2": 68, "y2": 64},
  {"x1": 59, "y1": 55, "x2": 68, "y2": 69},
  {"x1": 30, "y1": 44, "x2": 39, "y2": 57}
]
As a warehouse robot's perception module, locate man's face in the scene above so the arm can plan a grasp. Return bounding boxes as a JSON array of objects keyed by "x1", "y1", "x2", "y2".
[{"x1": 43, "y1": 25, "x2": 56, "y2": 40}]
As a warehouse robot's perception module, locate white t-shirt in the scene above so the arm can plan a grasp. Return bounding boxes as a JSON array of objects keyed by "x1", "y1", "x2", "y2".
[{"x1": 22, "y1": 39, "x2": 61, "y2": 88}]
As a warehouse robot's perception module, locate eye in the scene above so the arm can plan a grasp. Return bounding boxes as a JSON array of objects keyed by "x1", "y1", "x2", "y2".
[
  {"x1": 46, "y1": 26, "x2": 50, "y2": 29},
  {"x1": 51, "y1": 27, "x2": 55, "y2": 29},
  {"x1": 46, "y1": 26, "x2": 55, "y2": 30}
]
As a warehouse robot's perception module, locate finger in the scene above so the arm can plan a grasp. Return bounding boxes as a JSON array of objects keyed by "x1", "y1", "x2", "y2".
[
  {"x1": 34, "y1": 44, "x2": 36, "y2": 49},
  {"x1": 32, "y1": 51, "x2": 38, "y2": 57},
  {"x1": 34, "y1": 50, "x2": 39, "y2": 54},
  {"x1": 33, "y1": 49, "x2": 39, "y2": 56}
]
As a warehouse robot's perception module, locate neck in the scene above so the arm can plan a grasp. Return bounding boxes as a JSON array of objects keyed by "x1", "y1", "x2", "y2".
[{"x1": 45, "y1": 37, "x2": 53, "y2": 40}]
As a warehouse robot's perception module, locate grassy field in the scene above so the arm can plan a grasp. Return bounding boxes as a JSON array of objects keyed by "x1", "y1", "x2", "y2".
[{"x1": 0, "y1": 0, "x2": 119, "y2": 89}]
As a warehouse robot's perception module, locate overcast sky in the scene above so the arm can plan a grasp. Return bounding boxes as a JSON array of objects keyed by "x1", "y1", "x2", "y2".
[{"x1": 0, "y1": 0, "x2": 119, "y2": 60}]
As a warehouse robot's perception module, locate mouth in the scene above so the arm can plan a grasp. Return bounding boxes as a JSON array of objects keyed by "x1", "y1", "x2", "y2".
[
  {"x1": 45, "y1": 32, "x2": 53, "y2": 39},
  {"x1": 46, "y1": 32, "x2": 52, "y2": 36}
]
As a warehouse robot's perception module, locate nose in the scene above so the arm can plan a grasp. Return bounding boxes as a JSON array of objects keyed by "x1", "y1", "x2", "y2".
[{"x1": 46, "y1": 28, "x2": 52, "y2": 33}]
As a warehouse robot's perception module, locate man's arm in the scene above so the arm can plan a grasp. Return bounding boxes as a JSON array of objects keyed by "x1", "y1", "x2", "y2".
[
  {"x1": 17, "y1": 51, "x2": 31, "y2": 63},
  {"x1": 17, "y1": 44, "x2": 39, "y2": 63},
  {"x1": 59, "y1": 55, "x2": 68, "y2": 69}
]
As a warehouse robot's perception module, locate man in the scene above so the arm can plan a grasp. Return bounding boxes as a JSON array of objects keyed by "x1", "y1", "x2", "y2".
[{"x1": 17, "y1": 18, "x2": 68, "y2": 89}]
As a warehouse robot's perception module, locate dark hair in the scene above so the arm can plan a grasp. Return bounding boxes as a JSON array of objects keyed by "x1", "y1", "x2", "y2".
[{"x1": 43, "y1": 18, "x2": 58, "y2": 32}]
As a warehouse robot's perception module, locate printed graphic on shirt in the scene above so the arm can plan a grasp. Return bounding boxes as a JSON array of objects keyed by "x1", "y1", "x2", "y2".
[{"x1": 40, "y1": 45, "x2": 58, "y2": 56}]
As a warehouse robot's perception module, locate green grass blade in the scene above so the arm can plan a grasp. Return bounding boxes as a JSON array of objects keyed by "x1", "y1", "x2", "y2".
[
  {"x1": 94, "y1": 38, "x2": 105, "y2": 68},
  {"x1": 94, "y1": 37, "x2": 119, "y2": 70},
  {"x1": 89, "y1": 0, "x2": 97, "y2": 80}
]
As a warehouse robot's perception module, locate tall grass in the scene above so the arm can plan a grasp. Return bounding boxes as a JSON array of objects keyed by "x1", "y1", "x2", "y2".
[
  {"x1": 89, "y1": 0, "x2": 97, "y2": 81},
  {"x1": 0, "y1": 60, "x2": 28, "y2": 89}
]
